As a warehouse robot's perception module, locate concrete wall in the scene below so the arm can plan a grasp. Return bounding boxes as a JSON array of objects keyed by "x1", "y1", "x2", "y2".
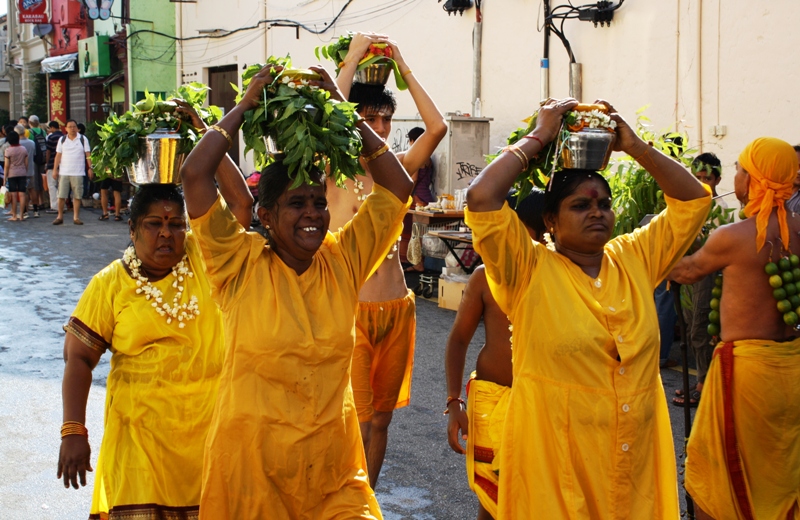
[
  {"x1": 178, "y1": 0, "x2": 800, "y2": 198},
  {"x1": 127, "y1": 0, "x2": 177, "y2": 103}
]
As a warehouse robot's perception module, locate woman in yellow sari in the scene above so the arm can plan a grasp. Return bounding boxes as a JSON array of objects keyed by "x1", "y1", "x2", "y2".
[
  {"x1": 465, "y1": 98, "x2": 711, "y2": 518},
  {"x1": 180, "y1": 65, "x2": 413, "y2": 519},
  {"x1": 58, "y1": 107, "x2": 253, "y2": 518}
]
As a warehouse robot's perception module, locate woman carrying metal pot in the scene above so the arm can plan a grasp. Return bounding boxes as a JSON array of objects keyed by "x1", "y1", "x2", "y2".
[
  {"x1": 181, "y1": 65, "x2": 413, "y2": 519},
  {"x1": 463, "y1": 98, "x2": 711, "y2": 518},
  {"x1": 58, "y1": 101, "x2": 253, "y2": 519}
]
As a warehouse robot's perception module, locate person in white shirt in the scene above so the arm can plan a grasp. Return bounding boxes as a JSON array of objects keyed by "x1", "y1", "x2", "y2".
[{"x1": 52, "y1": 120, "x2": 93, "y2": 225}]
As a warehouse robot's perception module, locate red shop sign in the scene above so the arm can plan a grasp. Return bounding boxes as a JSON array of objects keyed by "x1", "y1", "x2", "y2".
[
  {"x1": 18, "y1": 0, "x2": 49, "y2": 24},
  {"x1": 49, "y1": 79, "x2": 67, "y2": 127}
]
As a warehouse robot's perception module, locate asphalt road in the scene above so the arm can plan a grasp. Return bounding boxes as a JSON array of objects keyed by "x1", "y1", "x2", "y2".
[{"x1": 0, "y1": 206, "x2": 697, "y2": 519}]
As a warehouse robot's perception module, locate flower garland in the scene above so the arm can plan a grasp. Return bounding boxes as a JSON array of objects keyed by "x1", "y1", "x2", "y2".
[{"x1": 122, "y1": 246, "x2": 200, "y2": 328}]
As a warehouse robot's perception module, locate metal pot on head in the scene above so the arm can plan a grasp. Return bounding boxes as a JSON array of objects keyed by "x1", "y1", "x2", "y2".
[
  {"x1": 125, "y1": 129, "x2": 186, "y2": 185},
  {"x1": 354, "y1": 61, "x2": 393, "y2": 86},
  {"x1": 561, "y1": 129, "x2": 616, "y2": 171}
]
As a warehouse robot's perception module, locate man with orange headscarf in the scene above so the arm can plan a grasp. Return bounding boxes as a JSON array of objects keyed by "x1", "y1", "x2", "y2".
[{"x1": 670, "y1": 137, "x2": 800, "y2": 520}]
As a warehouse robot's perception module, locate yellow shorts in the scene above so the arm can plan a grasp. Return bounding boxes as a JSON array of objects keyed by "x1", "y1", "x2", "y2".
[
  {"x1": 466, "y1": 374, "x2": 510, "y2": 519},
  {"x1": 352, "y1": 290, "x2": 416, "y2": 423}
]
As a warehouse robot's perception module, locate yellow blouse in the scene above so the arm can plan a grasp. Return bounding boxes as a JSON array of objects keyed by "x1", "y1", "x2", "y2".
[
  {"x1": 465, "y1": 191, "x2": 711, "y2": 519},
  {"x1": 66, "y1": 235, "x2": 224, "y2": 517},
  {"x1": 191, "y1": 184, "x2": 409, "y2": 520}
]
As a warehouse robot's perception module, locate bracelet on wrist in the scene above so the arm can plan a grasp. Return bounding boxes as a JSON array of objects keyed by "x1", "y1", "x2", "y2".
[
  {"x1": 61, "y1": 421, "x2": 88, "y2": 439},
  {"x1": 443, "y1": 396, "x2": 465, "y2": 415},
  {"x1": 521, "y1": 133, "x2": 545, "y2": 152},
  {"x1": 501, "y1": 144, "x2": 529, "y2": 172},
  {"x1": 361, "y1": 143, "x2": 390, "y2": 162}
]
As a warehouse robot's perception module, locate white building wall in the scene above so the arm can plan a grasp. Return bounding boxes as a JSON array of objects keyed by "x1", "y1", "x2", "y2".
[{"x1": 179, "y1": 0, "x2": 800, "y2": 198}]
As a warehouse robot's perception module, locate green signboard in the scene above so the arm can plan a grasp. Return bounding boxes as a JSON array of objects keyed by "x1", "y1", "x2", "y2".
[{"x1": 79, "y1": 35, "x2": 111, "y2": 78}]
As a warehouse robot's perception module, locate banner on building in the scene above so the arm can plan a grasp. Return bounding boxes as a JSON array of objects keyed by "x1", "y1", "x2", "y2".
[
  {"x1": 49, "y1": 79, "x2": 67, "y2": 127},
  {"x1": 18, "y1": 0, "x2": 49, "y2": 24},
  {"x1": 79, "y1": 36, "x2": 111, "y2": 78}
]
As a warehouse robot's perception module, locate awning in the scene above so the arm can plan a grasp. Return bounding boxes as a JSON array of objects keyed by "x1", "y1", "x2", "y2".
[{"x1": 41, "y1": 53, "x2": 78, "y2": 74}]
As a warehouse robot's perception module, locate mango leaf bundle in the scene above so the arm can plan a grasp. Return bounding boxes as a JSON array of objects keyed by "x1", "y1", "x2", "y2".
[
  {"x1": 91, "y1": 82, "x2": 222, "y2": 180},
  {"x1": 237, "y1": 57, "x2": 363, "y2": 189}
]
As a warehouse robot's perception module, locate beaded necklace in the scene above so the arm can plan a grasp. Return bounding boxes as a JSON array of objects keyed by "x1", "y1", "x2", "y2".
[{"x1": 122, "y1": 246, "x2": 200, "y2": 328}]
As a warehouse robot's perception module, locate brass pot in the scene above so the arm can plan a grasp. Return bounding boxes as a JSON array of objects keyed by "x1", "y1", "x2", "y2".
[
  {"x1": 560, "y1": 129, "x2": 616, "y2": 171},
  {"x1": 125, "y1": 129, "x2": 185, "y2": 185}
]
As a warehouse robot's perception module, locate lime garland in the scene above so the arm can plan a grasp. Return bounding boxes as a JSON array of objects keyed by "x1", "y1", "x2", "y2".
[
  {"x1": 707, "y1": 274, "x2": 723, "y2": 337},
  {"x1": 237, "y1": 56, "x2": 363, "y2": 189},
  {"x1": 765, "y1": 252, "x2": 800, "y2": 327}
]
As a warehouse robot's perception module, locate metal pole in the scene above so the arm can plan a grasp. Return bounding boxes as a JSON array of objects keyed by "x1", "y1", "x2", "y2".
[
  {"x1": 472, "y1": 20, "x2": 482, "y2": 114},
  {"x1": 672, "y1": 283, "x2": 696, "y2": 520},
  {"x1": 541, "y1": 0, "x2": 550, "y2": 99},
  {"x1": 569, "y1": 62, "x2": 582, "y2": 102}
]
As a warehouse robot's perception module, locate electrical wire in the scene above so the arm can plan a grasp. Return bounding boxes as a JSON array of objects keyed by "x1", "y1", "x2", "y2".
[{"x1": 544, "y1": 0, "x2": 625, "y2": 62}]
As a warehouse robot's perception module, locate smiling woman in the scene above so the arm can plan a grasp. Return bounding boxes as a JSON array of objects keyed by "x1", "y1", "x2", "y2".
[{"x1": 180, "y1": 64, "x2": 413, "y2": 518}]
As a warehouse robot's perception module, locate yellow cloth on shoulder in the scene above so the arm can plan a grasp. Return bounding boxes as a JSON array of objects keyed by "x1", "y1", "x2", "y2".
[
  {"x1": 191, "y1": 184, "x2": 409, "y2": 520},
  {"x1": 466, "y1": 374, "x2": 510, "y2": 519},
  {"x1": 686, "y1": 339, "x2": 800, "y2": 520},
  {"x1": 465, "y1": 189, "x2": 710, "y2": 519},
  {"x1": 739, "y1": 137, "x2": 799, "y2": 252},
  {"x1": 66, "y1": 235, "x2": 224, "y2": 518}
]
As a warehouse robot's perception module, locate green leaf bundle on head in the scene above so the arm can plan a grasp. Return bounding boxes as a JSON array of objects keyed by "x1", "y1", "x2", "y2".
[
  {"x1": 91, "y1": 82, "x2": 221, "y2": 181},
  {"x1": 237, "y1": 56, "x2": 364, "y2": 190}
]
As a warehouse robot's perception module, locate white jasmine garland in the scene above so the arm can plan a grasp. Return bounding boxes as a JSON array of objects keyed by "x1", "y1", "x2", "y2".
[{"x1": 123, "y1": 246, "x2": 201, "y2": 328}]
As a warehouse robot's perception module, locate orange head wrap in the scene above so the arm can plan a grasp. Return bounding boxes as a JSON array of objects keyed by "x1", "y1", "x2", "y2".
[{"x1": 739, "y1": 137, "x2": 799, "y2": 252}]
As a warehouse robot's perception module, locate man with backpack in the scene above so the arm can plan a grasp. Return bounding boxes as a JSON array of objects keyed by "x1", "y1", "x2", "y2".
[
  {"x1": 52, "y1": 120, "x2": 92, "y2": 225},
  {"x1": 27, "y1": 116, "x2": 48, "y2": 216}
]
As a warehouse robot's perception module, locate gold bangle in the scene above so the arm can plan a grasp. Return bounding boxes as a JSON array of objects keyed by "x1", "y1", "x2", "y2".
[
  {"x1": 401, "y1": 69, "x2": 413, "y2": 78},
  {"x1": 208, "y1": 124, "x2": 233, "y2": 151},
  {"x1": 502, "y1": 145, "x2": 529, "y2": 171},
  {"x1": 362, "y1": 143, "x2": 390, "y2": 162},
  {"x1": 632, "y1": 142, "x2": 654, "y2": 161},
  {"x1": 61, "y1": 421, "x2": 88, "y2": 439}
]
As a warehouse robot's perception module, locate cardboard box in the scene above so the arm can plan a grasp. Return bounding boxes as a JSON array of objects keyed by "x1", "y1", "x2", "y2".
[{"x1": 439, "y1": 278, "x2": 467, "y2": 311}]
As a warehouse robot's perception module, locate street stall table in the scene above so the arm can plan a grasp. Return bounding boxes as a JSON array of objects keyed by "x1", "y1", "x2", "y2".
[
  {"x1": 425, "y1": 230, "x2": 482, "y2": 274},
  {"x1": 406, "y1": 209, "x2": 466, "y2": 298}
]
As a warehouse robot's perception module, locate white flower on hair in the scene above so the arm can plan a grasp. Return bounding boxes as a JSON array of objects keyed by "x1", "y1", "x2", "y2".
[
  {"x1": 282, "y1": 75, "x2": 291, "y2": 84},
  {"x1": 288, "y1": 82, "x2": 297, "y2": 89}
]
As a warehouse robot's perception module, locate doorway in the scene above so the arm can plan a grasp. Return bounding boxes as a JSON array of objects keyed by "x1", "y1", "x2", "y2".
[{"x1": 208, "y1": 65, "x2": 240, "y2": 167}]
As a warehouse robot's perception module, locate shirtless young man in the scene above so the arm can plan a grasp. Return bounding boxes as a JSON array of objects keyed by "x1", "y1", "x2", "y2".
[
  {"x1": 444, "y1": 191, "x2": 545, "y2": 520},
  {"x1": 670, "y1": 137, "x2": 800, "y2": 520},
  {"x1": 327, "y1": 32, "x2": 447, "y2": 488}
]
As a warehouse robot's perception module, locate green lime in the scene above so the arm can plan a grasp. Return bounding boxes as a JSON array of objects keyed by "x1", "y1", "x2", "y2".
[
  {"x1": 707, "y1": 323, "x2": 720, "y2": 336},
  {"x1": 765, "y1": 262, "x2": 780, "y2": 276},
  {"x1": 795, "y1": 282, "x2": 800, "y2": 293},
  {"x1": 710, "y1": 298, "x2": 720, "y2": 310},
  {"x1": 779, "y1": 257, "x2": 792, "y2": 271},
  {"x1": 792, "y1": 268, "x2": 800, "y2": 280},
  {"x1": 769, "y1": 274, "x2": 784, "y2": 288},
  {"x1": 708, "y1": 309, "x2": 721, "y2": 324},
  {"x1": 790, "y1": 295, "x2": 800, "y2": 309},
  {"x1": 712, "y1": 287, "x2": 723, "y2": 298},
  {"x1": 739, "y1": 209, "x2": 747, "y2": 220},
  {"x1": 792, "y1": 255, "x2": 800, "y2": 267},
  {"x1": 784, "y1": 311, "x2": 799, "y2": 326},
  {"x1": 774, "y1": 287, "x2": 788, "y2": 300},
  {"x1": 783, "y1": 271, "x2": 795, "y2": 284},
  {"x1": 777, "y1": 300, "x2": 793, "y2": 313},
  {"x1": 714, "y1": 275, "x2": 723, "y2": 287},
  {"x1": 786, "y1": 283, "x2": 798, "y2": 296}
]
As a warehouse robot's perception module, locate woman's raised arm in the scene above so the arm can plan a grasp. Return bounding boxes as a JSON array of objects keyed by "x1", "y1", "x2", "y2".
[{"x1": 181, "y1": 66, "x2": 279, "y2": 220}]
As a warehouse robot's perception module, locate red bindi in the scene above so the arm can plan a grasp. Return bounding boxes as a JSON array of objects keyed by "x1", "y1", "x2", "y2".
[{"x1": 588, "y1": 188, "x2": 599, "y2": 198}]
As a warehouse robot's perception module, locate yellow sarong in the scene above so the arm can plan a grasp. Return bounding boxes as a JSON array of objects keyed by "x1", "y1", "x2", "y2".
[
  {"x1": 686, "y1": 339, "x2": 800, "y2": 520},
  {"x1": 466, "y1": 374, "x2": 510, "y2": 519},
  {"x1": 66, "y1": 236, "x2": 224, "y2": 519},
  {"x1": 191, "y1": 185, "x2": 409, "y2": 519}
]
